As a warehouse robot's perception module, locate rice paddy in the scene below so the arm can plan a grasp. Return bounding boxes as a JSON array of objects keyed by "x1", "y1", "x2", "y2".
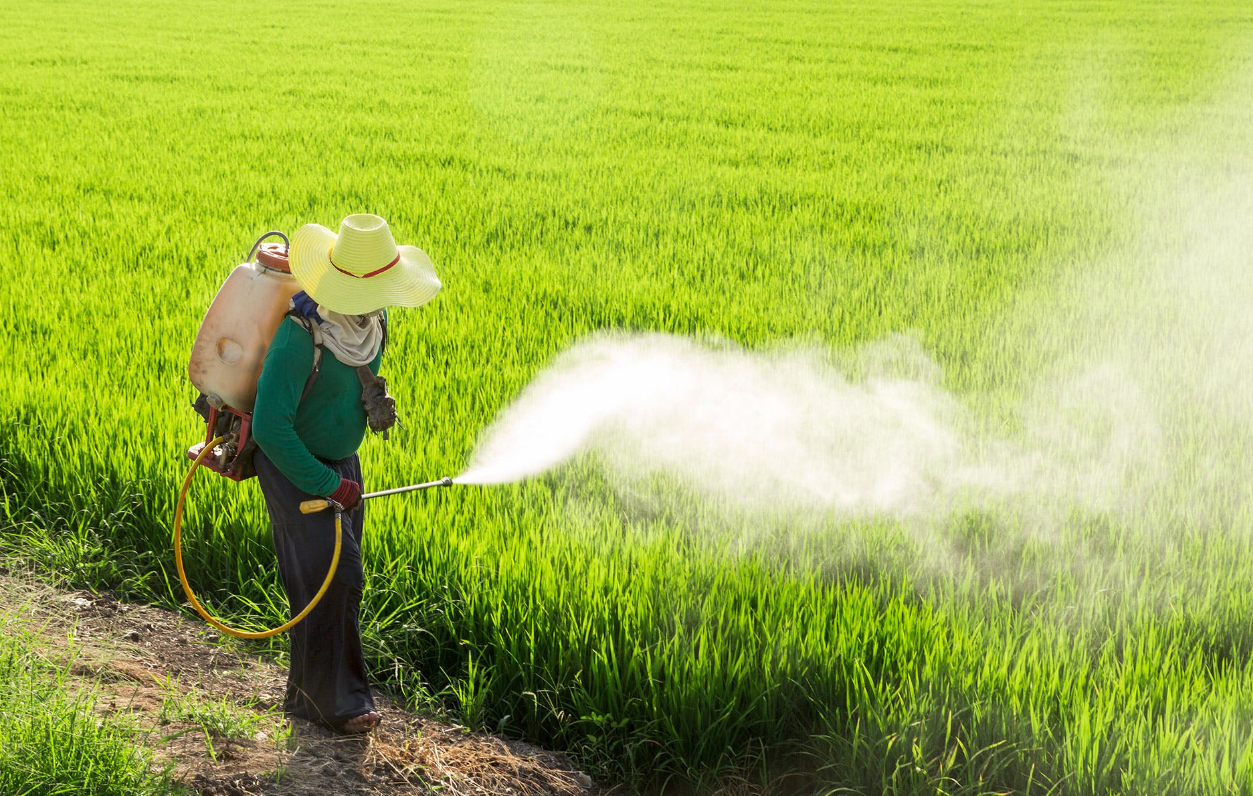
[{"x1": 3, "y1": 0, "x2": 1253, "y2": 792}]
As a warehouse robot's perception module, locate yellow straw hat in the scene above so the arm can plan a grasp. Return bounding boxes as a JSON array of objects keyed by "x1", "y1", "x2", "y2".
[{"x1": 289, "y1": 214, "x2": 441, "y2": 315}]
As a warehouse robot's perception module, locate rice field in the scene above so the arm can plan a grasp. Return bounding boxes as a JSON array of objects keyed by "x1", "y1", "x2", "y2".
[{"x1": 3, "y1": 0, "x2": 1253, "y2": 792}]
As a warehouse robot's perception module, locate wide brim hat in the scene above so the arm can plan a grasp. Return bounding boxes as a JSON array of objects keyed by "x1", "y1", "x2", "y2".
[{"x1": 289, "y1": 213, "x2": 441, "y2": 315}]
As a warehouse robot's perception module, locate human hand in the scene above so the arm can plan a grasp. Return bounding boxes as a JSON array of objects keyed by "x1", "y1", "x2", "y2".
[{"x1": 328, "y1": 477, "x2": 363, "y2": 511}]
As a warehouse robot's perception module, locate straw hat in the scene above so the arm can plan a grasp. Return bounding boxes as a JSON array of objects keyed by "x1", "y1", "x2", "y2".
[{"x1": 289, "y1": 214, "x2": 441, "y2": 315}]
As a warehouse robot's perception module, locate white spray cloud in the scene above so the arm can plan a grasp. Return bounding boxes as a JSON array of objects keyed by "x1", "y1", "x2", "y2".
[
  {"x1": 458, "y1": 334, "x2": 973, "y2": 516},
  {"x1": 456, "y1": 332, "x2": 1153, "y2": 529}
]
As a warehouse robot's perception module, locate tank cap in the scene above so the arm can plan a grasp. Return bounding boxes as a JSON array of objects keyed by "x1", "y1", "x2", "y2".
[{"x1": 256, "y1": 242, "x2": 291, "y2": 273}]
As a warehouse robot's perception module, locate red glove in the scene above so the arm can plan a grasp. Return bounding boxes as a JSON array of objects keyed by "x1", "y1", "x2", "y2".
[{"x1": 328, "y1": 477, "x2": 362, "y2": 511}]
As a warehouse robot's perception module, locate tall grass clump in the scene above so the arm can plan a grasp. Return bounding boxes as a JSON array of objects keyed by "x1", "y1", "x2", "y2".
[{"x1": 0, "y1": 612, "x2": 179, "y2": 795}]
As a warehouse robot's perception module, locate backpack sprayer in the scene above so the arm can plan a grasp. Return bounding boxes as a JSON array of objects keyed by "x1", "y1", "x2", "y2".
[{"x1": 176, "y1": 231, "x2": 452, "y2": 640}]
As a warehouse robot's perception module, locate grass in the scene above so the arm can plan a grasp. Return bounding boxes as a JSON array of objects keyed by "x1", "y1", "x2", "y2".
[
  {"x1": 157, "y1": 681, "x2": 277, "y2": 744},
  {"x1": 2, "y1": 0, "x2": 1253, "y2": 792},
  {"x1": 0, "y1": 610, "x2": 180, "y2": 796},
  {"x1": 156, "y1": 679, "x2": 284, "y2": 766}
]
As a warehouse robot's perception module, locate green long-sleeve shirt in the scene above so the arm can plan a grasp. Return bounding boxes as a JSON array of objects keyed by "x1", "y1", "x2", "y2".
[{"x1": 252, "y1": 313, "x2": 386, "y2": 496}]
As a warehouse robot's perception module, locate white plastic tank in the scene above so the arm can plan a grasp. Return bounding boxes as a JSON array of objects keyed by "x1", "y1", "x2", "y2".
[{"x1": 189, "y1": 236, "x2": 299, "y2": 412}]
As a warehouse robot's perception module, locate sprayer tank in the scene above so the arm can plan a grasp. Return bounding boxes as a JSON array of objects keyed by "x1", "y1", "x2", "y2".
[{"x1": 188, "y1": 245, "x2": 298, "y2": 412}]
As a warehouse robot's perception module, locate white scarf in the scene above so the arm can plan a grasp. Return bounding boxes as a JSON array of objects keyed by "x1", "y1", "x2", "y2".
[{"x1": 316, "y1": 307, "x2": 384, "y2": 367}]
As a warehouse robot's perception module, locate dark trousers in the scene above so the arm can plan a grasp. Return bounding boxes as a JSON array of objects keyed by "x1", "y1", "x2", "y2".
[{"x1": 254, "y1": 448, "x2": 375, "y2": 731}]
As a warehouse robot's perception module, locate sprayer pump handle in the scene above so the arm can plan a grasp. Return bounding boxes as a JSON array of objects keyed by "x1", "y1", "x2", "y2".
[{"x1": 300, "y1": 499, "x2": 331, "y2": 514}]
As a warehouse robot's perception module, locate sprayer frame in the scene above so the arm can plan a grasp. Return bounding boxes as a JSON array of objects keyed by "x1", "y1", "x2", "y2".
[{"x1": 187, "y1": 403, "x2": 256, "y2": 481}]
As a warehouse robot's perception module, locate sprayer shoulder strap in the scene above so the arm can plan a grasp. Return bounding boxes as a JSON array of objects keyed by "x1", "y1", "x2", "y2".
[
  {"x1": 288, "y1": 312, "x2": 386, "y2": 402},
  {"x1": 286, "y1": 312, "x2": 324, "y2": 402}
]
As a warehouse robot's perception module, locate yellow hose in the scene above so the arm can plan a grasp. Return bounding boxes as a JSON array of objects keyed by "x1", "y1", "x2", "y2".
[{"x1": 173, "y1": 435, "x2": 341, "y2": 640}]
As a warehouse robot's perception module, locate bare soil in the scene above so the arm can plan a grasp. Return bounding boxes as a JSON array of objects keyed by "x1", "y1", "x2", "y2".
[{"x1": 0, "y1": 573, "x2": 600, "y2": 796}]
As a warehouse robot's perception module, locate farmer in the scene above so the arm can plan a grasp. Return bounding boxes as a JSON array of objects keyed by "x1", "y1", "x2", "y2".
[{"x1": 251, "y1": 214, "x2": 441, "y2": 734}]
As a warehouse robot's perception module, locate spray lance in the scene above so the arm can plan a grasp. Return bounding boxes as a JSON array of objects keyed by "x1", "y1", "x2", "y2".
[
  {"x1": 176, "y1": 231, "x2": 454, "y2": 640},
  {"x1": 298, "y1": 477, "x2": 454, "y2": 515}
]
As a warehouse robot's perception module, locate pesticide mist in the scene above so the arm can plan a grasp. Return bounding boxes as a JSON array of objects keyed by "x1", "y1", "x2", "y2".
[
  {"x1": 459, "y1": 161, "x2": 1253, "y2": 544},
  {"x1": 456, "y1": 332, "x2": 1154, "y2": 526},
  {"x1": 456, "y1": 334, "x2": 973, "y2": 515}
]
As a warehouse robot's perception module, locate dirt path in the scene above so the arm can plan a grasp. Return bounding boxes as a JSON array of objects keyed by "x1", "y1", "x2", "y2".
[{"x1": 0, "y1": 574, "x2": 599, "y2": 796}]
